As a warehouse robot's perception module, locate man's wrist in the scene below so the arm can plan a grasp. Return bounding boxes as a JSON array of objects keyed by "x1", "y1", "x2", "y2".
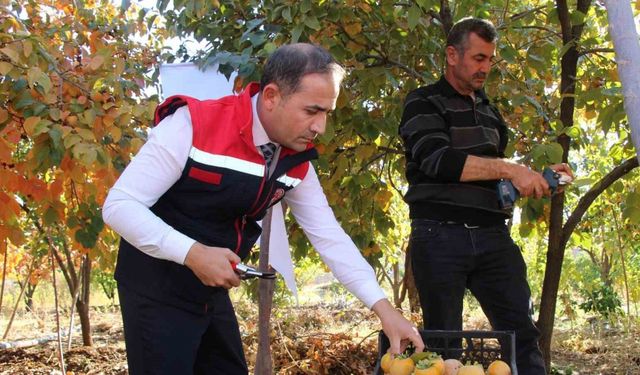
[{"x1": 371, "y1": 298, "x2": 396, "y2": 319}]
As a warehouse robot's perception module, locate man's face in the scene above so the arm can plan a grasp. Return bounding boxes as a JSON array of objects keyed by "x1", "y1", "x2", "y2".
[
  {"x1": 261, "y1": 72, "x2": 339, "y2": 152},
  {"x1": 446, "y1": 32, "x2": 496, "y2": 94}
]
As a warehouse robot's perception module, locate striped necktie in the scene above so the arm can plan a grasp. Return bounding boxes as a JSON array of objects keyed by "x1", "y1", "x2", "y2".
[{"x1": 260, "y1": 142, "x2": 277, "y2": 171}]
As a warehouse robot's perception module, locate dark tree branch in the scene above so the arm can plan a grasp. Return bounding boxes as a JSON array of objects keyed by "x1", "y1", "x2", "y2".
[
  {"x1": 561, "y1": 156, "x2": 639, "y2": 248},
  {"x1": 507, "y1": 25, "x2": 562, "y2": 39},
  {"x1": 578, "y1": 47, "x2": 615, "y2": 57},
  {"x1": 508, "y1": 5, "x2": 547, "y2": 23},
  {"x1": 438, "y1": 0, "x2": 453, "y2": 35},
  {"x1": 555, "y1": 0, "x2": 573, "y2": 44}
]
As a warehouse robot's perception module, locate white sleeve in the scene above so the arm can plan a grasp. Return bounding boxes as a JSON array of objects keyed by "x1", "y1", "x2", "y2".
[
  {"x1": 102, "y1": 106, "x2": 196, "y2": 265},
  {"x1": 284, "y1": 165, "x2": 386, "y2": 309}
]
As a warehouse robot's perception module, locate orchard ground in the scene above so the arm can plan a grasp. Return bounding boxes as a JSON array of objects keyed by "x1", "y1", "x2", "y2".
[{"x1": 0, "y1": 274, "x2": 638, "y2": 374}]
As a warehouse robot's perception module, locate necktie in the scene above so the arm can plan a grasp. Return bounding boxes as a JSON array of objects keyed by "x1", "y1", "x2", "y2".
[{"x1": 260, "y1": 142, "x2": 277, "y2": 171}]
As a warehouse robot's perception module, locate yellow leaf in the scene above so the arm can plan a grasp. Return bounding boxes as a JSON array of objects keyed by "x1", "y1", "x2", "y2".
[
  {"x1": 637, "y1": 0, "x2": 640, "y2": 11},
  {"x1": 63, "y1": 134, "x2": 82, "y2": 149},
  {"x1": 130, "y1": 138, "x2": 143, "y2": 152},
  {"x1": 114, "y1": 59, "x2": 125, "y2": 76},
  {"x1": 49, "y1": 108, "x2": 61, "y2": 121},
  {"x1": 76, "y1": 128, "x2": 95, "y2": 141},
  {"x1": 23, "y1": 116, "x2": 41, "y2": 136},
  {"x1": 88, "y1": 55, "x2": 105, "y2": 70},
  {"x1": 0, "y1": 46, "x2": 20, "y2": 63},
  {"x1": 609, "y1": 68, "x2": 619, "y2": 82},
  {"x1": 0, "y1": 109, "x2": 8, "y2": 123},
  {"x1": 110, "y1": 126, "x2": 122, "y2": 142},
  {"x1": 61, "y1": 125, "x2": 73, "y2": 137},
  {"x1": 0, "y1": 62, "x2": 12, "y2": 75},
  {"x1": 344, "y1": 23, "x2": 362, "y2": 37},
  {"x1": 22, "y1": 40, "x2": 32, "y2": 57}
]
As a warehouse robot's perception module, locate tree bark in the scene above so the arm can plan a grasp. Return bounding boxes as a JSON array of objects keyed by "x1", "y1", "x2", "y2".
[
  {"x1": 0, "y1": 243, "x2": 6, "y2": 316},
  {"x1": 539, "y1": 155, "x2": 637, "y2": 367},
  {"x1": 403, "y1": 243, "x2": 420, "y2": 314},
  {"x1": 604, "y1": 0, "x2": 640, "y2": 163},
  {"x1": 255, "y1": 207, "x2": 275, "y2": 375},
  {"x1": 538, "y1": 0, "x2": 592, "y2": 368},
  {"x1": 76, "y1": 256, "x2": 92, "y2": 346}
]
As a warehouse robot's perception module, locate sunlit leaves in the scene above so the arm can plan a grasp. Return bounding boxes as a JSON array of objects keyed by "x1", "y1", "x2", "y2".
[{"x1": 1, "y1": 0, "x2": 163, "y2": 286}]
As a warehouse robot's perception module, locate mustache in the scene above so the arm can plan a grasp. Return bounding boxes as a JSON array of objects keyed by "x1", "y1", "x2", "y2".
[{"x1": 473, "y1": 72, "x2": 487, "y2": 79}]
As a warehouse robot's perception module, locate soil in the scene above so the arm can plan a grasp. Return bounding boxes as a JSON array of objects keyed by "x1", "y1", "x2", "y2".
[{"x1": 0, "y1": 305, "x2": 638, "y2": 374}]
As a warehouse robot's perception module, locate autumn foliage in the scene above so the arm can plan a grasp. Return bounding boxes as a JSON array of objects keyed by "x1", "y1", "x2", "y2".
[{"x1": 0, "y1": 0, "x2": 162, "y2": 343}]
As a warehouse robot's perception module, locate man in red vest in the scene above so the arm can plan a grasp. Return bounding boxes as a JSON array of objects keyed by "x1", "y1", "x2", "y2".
[{"x1": 103, "y1": 43, "x2": 424, "y2": 374}]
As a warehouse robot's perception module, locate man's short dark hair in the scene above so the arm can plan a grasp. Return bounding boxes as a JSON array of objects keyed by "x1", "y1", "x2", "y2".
[
  {"x1": 446, "y1": 18, "x2": 497, "y2": 54},
  {"x1": 260, "y1": 43, "x2": 345, "y2": 96}
]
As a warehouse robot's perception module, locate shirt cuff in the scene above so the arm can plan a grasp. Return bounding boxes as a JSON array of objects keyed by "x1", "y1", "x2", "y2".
[
  {"x1": 358, "y1": 282, "x2": 388, "y2": 309},
  {"x1": 438, "y1": 149, "x2": 468, "y2": 182},
  {"x1": 161, "y1": 229, "x2": 196, "y2": 265}
]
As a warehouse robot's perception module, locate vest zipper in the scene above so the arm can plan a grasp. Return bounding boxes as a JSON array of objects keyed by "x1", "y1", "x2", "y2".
[
  {"x1": 246, "y1": 164, "x2": 268, "y2": 216},
  {"x1": 233, "y1": 215, "x2": 247, "y2": 254},
  {"x1": 248, "y1": 183, "x2": 276, "y2": 217}
]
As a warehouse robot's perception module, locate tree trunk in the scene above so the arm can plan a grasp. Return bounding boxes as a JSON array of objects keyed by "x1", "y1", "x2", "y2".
[
  {"x1": 538, "y1": 0, "x2": 592, "y2": 367},
  {"x1": 24, "y1": 282, "x2": 36, "y2": 312},
  {"x1": 77, "y1": 256, "x2": 92, "y2": 346},
  {"x1": 254, "y1": 208, "x2": 275, "y2": 375},
  {"x1": 539, "y1": 156, "x2": 637, "y2": 367},
  {"x1": 604, "y1": 0, "x2": 640, "y2": 162},
  {"x1": 403, "y1": 243, "x2": 420, "y2": 314},
  {"x1": 0, "y1": 242, "x2": 6, "y2": 316}
]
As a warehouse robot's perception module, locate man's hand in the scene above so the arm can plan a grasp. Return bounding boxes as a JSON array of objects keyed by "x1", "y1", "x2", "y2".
[
  {"x1": 183, "y1": 242, "x2": 241, "y2": 289},
  {"x1": 372, "y1": 299, "x2": 424, "y2": 355},
  {"x1": 462, "y1": 156, "x2": 550, "y2": 198},
  {"x1": 508, "y1": 164, "x2": 549, "y2": 199},
  {"x1": 549, "y1": 163, "x2": 574, "y2": 192}
]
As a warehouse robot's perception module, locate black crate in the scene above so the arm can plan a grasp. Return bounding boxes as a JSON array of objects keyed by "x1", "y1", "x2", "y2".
[{"x1": 373, "y1": 330, "x2": 518, "y2": 375}]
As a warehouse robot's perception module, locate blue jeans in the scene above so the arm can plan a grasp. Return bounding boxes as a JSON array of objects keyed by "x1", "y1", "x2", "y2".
[{"x1": 410, "y1": 219, "x2": 545, "y2": 375}]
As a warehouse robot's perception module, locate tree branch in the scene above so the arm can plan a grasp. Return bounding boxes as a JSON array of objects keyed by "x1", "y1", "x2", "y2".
[
  {"x1": 578, "y1": 47, "x2": 615, "y2": 57},
  {"x1": 561, "y1": 156, "x2": 639, "y2": 248},
  {"x1": 555, "y1": 0, "x2": 572, "y2": 44},
  {"x1": 508, "y1": 5, "x2": 548, "y2": 23},
  {"x1": 507, "y1": 25, "x2": 562, "y2": 39}
]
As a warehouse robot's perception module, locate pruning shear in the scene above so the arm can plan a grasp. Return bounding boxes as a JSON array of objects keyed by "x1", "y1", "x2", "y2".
[{"x1": 231, "y1": 262, "x2": 276, "y2": 280}]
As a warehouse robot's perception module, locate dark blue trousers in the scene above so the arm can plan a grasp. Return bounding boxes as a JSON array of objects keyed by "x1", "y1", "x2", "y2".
[
  {"x1": 409, "y1": 219, "x2": 546, "y2": 375},
  {"x1": 118, "y1": 283, "x2": 248, "y2": 375}
]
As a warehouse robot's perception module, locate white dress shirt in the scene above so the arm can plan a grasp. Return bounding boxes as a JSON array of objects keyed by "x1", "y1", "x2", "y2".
[{"x1": 102, "y1": 95, "x2": 386, "y2": 308}]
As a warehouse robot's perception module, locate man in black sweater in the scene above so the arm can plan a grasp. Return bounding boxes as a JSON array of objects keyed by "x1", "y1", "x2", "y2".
[{"x1": 399, "y1": 18, "x2": 572, "y2": 374}]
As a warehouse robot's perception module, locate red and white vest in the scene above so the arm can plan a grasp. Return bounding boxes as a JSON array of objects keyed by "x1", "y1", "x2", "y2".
[{"x1": 115, "y1": 83, "x2": 317, "y2": 308}]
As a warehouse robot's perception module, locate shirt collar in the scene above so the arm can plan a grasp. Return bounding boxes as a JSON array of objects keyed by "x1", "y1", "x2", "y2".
[
  {"x1": 437, "y1": 76, "x2": 489, "y2": 103},
  {"x1": 251, "y1": 94, "x2": 279, "y2": 147}
]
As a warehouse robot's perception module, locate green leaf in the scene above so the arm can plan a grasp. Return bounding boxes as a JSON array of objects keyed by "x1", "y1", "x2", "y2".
[
  {"x1": 500, "y1": 44, "x2": 519, "y2": 63},
  {"x1": 291, "y1": 25, "x2": 304, "y2": 43},
  {"x1": 623, "y1": 206, "x2": 640, "y2": 224},
  {"x1": 44, "y1": 206, "x2": 60, "y2": 225},
  {"x1": 282, "y1": 7, "x2": 292, "y2": 23},
  {"x1": 546, "y1": 143, "x2": 564, "y2": 163},
  {"x1": 14, "y1": 96, "x2": 35, "y2": 110},
  {"x1": 558, "y1": 40, "x2": 576, "y2": 59},
  {"x1": 63, "y1": 134, "x2": 83, "y2": 149},
  {"x1": 408, "y1": 5, "x2": 421, "y2": 30},
  {"x1": 570, "y1": 10, "x2": 586, "y2": 25},
  {"x1": 27, "y1": 67, "x2": 52, "y2": 94},
  {"x1": 300, "y1": 0, "x2": 312, "y2": 14},
  {"x1": 304, "y1": 16, "x2": 320, "y2": 31}
]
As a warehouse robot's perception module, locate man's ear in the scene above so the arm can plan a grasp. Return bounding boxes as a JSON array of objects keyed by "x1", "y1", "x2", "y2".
[
  {"x1": 260, "y1": 83, "x2": 281, "y2": 111},
  {"x1": 445, "y1": 45, "x2": 459, "y2": 67}
]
